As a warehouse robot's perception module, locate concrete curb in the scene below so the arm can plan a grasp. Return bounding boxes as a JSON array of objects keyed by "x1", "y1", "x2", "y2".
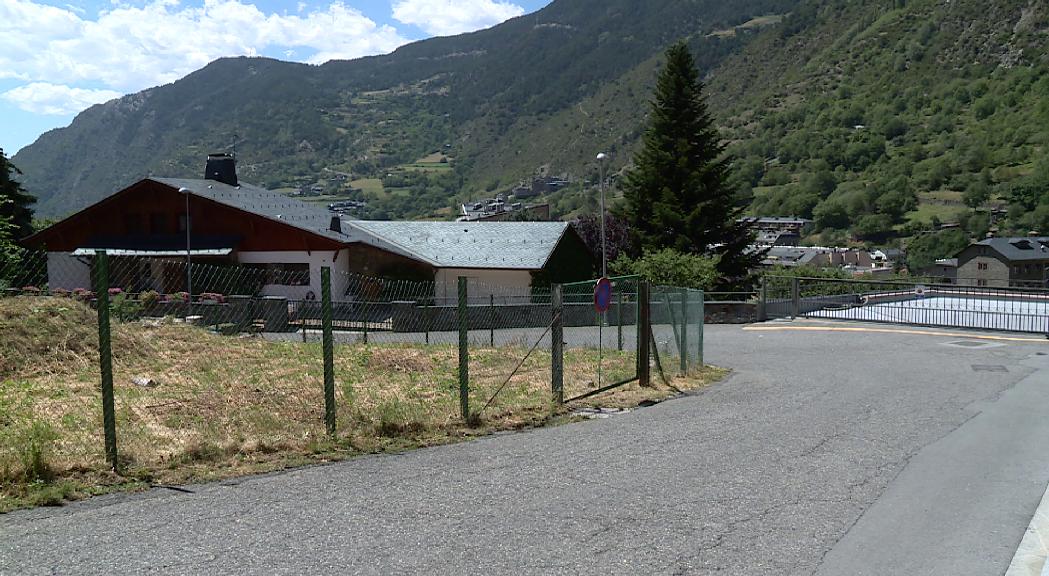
[{"x1": 1006, "y1": 481, "x2": 1049, "y2": 576}]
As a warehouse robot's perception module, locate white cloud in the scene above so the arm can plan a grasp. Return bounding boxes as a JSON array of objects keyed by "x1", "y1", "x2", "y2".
[
  {"x1": 0, "y1": 0, "x2": 410, "y2": 114},
  {"x1": 2, "y1": 83, "x2": 122, "y2": 115},
  {"x1": 391, "y1": 0, "x2": 524, "y2": 36}
]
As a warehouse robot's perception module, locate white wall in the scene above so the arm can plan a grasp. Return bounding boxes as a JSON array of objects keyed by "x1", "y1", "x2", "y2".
[
  {"x1": 434, "y1": 268, "x2": 534, "y2": 305},
  {"x1": 46, "y1": 253, "x2": 92, "y2": 290},
  {"x1": 235, "y1": 250, "x2": 350, "y2": 301}
]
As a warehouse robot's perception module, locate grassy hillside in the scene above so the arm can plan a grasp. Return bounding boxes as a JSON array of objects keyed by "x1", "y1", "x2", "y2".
[{"x1": 710, "y1": 0, "x2": 1049, "y2": 245}]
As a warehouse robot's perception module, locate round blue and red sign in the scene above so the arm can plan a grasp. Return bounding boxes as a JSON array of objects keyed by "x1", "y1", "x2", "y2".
[{"x1": 594, "y1": 277, "x2": 613, "y2": 313}]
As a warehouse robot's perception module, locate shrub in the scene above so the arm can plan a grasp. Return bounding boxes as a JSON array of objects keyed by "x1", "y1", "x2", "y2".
[
  {"x1": 16, "y1": 421, "x2": 58, "y2": 482},
  {"x1": 200, "y1": 292, "x2": 226, "y2": 304},
  {"x1": 110, "y1": 292, "x2": 142, "y2": 322},
  {"x1": 139, "y1": 290, "x2": 160, "y2": 308}
]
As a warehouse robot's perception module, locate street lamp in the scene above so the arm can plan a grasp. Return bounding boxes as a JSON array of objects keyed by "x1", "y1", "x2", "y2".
[
  {"x1": 596, "y1": 152, "x2": 608, "y2": 278},
  {"x1": 179, "y1": 187, "x2": 192, "y2": 316}
]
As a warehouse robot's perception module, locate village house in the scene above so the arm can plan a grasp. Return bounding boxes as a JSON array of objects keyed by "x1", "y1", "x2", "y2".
[
  {"x1": 955, "y1": 237, "x2": 1049, "y2": 288},
  {"x1": 23, "y1": 154, "x2": 593, "y2": 302}
]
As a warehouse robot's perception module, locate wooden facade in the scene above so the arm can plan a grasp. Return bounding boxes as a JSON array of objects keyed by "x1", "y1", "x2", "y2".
[{"x1": 25, "y1": 180, "x2": 344, "y2": 254}]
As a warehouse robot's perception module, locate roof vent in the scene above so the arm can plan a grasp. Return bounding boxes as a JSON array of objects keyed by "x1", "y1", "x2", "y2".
[{"x1": 204, "y1": 153, "x2": 237, "y2": 186}]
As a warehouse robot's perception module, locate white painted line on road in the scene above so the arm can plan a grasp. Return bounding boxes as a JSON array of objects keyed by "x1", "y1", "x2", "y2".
[
  {"x1": 1006, "y1": 481, "x2": 1049, "y2": 576},
  {"x1": 743, "y1": 325, "x2": 1049, "y2": 343}
]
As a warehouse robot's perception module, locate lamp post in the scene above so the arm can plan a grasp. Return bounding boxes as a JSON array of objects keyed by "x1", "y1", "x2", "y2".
[
  {"x1": 596, "y1": 153, "x2": 609, "y2": 388},
  {"x1": 596, "y1": 152, "x2": 608, "y2": 278},
  {"x1": 179, "y1": 187, "x2": 192, "y2": 315}
]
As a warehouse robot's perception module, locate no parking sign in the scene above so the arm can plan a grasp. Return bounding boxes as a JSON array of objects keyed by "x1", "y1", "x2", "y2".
[{"x1": 594, "y1": 277, "x2": 612, "y2": 313}]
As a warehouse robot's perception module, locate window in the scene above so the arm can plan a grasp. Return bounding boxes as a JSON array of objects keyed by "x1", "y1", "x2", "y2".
[
  {"x1": 978, "y1": 279, "x2": 988, "y2": 287},
  {"x1": 977, "y1": 262, "x2": 988, "y2": 271}
]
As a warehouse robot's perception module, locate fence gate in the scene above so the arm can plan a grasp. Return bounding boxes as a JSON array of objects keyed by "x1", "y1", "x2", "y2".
[
  {"x1": 763, "y1": 275, "x2": 1049, "y2": 334},
  {"x1": 558, "y1": 276, "x2": 643, "y2": 402}
]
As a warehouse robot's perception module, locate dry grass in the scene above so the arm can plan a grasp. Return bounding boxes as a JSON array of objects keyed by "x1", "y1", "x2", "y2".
[{"x1": 0, "y1": 296, "x2": 726, "y2": 512}]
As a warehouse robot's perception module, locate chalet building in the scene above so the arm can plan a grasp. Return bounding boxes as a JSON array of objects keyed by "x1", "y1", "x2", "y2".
[
  {"x1": 24, "y1": 154, "x2": 593, "y2": 301},
  {"x1": 742, "y1": 216, "x2": 811, "y2": 247},
  {"x1": 955, "y1": 237, "x2": 1049, "y2": 288}
]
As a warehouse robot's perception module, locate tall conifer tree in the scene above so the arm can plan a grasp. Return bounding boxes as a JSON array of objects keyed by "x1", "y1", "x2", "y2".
[
  {"x1": 0, "y1": 149, "x2": 36, "y2": 241},
  {"x1": 619, "y1": 42, "x2": 759, "y2": 285}
]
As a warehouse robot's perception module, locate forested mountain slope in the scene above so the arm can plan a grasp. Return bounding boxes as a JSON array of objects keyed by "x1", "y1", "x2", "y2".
[
  {"x1": 13, "y1": 0, "x2": 794, "y2": 218},
  {"x1": 710, "y1": 0, "x2": 1049, "y2": 244},
  {"x1": 13, "y1": 0, "x2": 1049, "y2": 256}
]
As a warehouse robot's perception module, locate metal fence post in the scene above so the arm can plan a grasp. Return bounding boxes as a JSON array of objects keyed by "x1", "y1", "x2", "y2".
[
  {"x1": 93, "y1": 250, "x2": 118, "y2": 471},
  {"x1": 361, "y1": 301, "x2": 369, "y2": 344},
  {"x1": 457, "y1": 277, "x2": 469, "y2": 420},
  {"x1": 424, "y1": 300, "x2": 430, "y2": 345},
  {"x1": 791, "y1": 276, "x2": 801, "y2": 319},
  {"x1": 551, "y1": 284, "x2": 564, "y2": 404},
  {"x1": 680, "y1": 287, "x2": 688, "y2": 376},
  {"x1": 321, "y1": 267, "x2": 336, "y2": 437},
  {"x1": 758, "y1": 276, "x2": 768, "y2": 322},
  {"x1": 489, "y1": 293, "x2": 495, "y2": 347},
  {"x1": 617, "y1": 290, "x2": 624, "y2": 351},
  {"x1": 697, "y1": 290, "x2": 705, "y2": 368},
  {"x1": 638, "y1": 281, "x2": 651, "y2": 387}
]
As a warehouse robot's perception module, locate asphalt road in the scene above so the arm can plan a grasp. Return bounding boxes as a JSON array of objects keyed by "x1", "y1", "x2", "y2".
[{"x1": 4, "y1": 319, "x2": 1049, "y2": 575}]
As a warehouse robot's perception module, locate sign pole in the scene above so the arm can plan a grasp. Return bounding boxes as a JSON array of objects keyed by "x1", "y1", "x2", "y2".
[{"x1": 594, "y1": 277, "x2": 613, "y2": 391}]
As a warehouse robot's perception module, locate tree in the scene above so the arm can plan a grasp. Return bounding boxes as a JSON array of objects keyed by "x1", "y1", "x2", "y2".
[
  {"x1": 610, "y1": 248, "x2": 719, "y2": 291},
  {"x1": 0, "y1": 149, "x2": 35, "y2": 242},
  {"x1": 618, "y1": 42, "x2": 760, "y2": 286},
  {"x1": 905, "y1": 229, "x2": 969, "y2": 271},
  {"x1": 570, "y1": 213, "x2": 632, "y2": 275},
  {"x1": 963, "y1": 180, "x2": 991, "y2": 209}
]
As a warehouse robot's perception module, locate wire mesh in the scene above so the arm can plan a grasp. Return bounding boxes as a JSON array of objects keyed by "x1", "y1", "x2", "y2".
[
  {"x1": 650, "y1": 285, "x2": 705, "y2": 378},
  {"x1": 462, "y1": 277, "x2": 554, "y2": 417},
  {"x1": 1, "y1": 244, "x2": 707, "y2": 490},
  {"x1": 1, "y1": 248, "x2": 105, "y2": 482},
  {"x1": 94, "y1": 255, "x2": 326, "y2": 470},
  {"x1": 770, "y1": 275, "x2": 1049, "y2": 333},
  {"x1": 560, "y1": 276, "x2": 641, "y2": 399}
]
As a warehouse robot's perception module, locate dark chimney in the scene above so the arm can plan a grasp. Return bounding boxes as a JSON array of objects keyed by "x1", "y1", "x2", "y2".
[
  {"x1": 330, "y1": 216, "x2": 342, "y2": 233},
  {"x1": 204, "y1": 153, "x2": 237, "y2": 186}
]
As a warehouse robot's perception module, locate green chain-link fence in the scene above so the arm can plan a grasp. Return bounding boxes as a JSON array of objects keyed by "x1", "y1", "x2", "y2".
[{"x1": 1, "y1": 248, "x2": 705, "y2": 493}]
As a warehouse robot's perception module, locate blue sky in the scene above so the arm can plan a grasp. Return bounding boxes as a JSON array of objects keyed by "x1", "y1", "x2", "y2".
[{"x1": 0, "y1": 0, "x2": 553, "y2": 156}]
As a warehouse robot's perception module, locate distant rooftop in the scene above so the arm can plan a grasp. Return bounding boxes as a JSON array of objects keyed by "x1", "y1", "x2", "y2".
[
  {"x1": 973, "y1": 236, "x2": 1049, "y2": 261},
  {"x1": 343, "y1": 220, "x2": 574, "y2": 270}
]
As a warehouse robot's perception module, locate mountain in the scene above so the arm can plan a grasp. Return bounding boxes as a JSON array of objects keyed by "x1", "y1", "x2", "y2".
[
  {"x1": 13, "y1": 0, "x2": 1049, "y2": 257},
  {"x1": 13, "y1": 0, "x2": 796, "y2": 218}
]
